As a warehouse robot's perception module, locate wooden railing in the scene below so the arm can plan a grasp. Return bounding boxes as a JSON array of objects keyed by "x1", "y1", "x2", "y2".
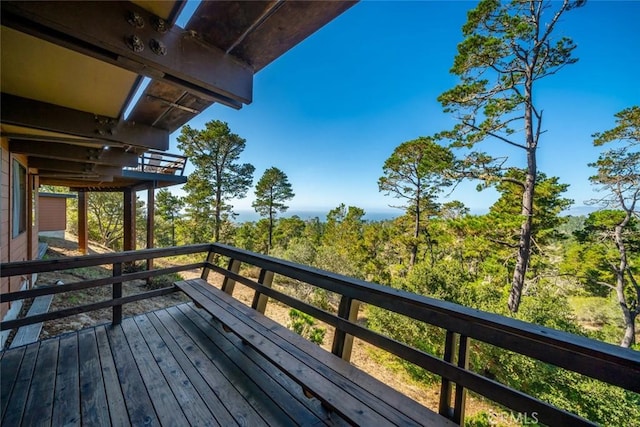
[
  {"x1": 125, "y1": 149, "x2": 188, "y2": 176},
  {"x1": 0, "y1": 244, "x2": 210, "y2": 329},
  {"x1": 2, "y1": 243, "x2": 639, "y2": 426}
]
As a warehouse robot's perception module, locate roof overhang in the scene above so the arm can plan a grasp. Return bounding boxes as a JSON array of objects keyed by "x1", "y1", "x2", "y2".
[{"x1": 1, "y1": 0, "x2": 357, "y2": 190}]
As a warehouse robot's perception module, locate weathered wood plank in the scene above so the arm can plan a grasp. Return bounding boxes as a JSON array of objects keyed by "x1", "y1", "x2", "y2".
[
  {"x1": 1, "y1": 343, "x2": 39, "y2": 426},
  {"x1": 145, "y1": 311, "x2": 238, "y2": 427},
  {"x1": 106, "y1": 324, "x2": 160, "y2": 426},
  {"x1": 183, "y1": 303, "x2": 351, "y2": 427},
  {"x1": 0, "y1": 346, "x2": 25, "y2": 419},
  {"x1": 133, "y1": 313, "x2": 220, "y2": 427},
  {"x1": 166, "y1": 305, "x2": 302, "y2": 427},
  {"x1": 79, "y1": 328, "x2": 113, "y2": 427},
  {"x1": 0, "y1": 244, "x2": 211, "y2": 278},
  {"x1": 1, "y1": 287, "x2": 178, "y2": 330},
  {"x1": 208, "y1": 243, "x2": 640, "y2": 395},
  {"x1": 22, "y1": 338, "x2": 59, "y2": 426},
  {"x1": 178, "y1": 280, "x2": 412, "y2": 427},
  {"x1": 177, "y1": 304, "x2": 336, "y2": 426},
  {"x1": 9, "y1": 294, "x2": 53, "y2": 348},
  {"x1": 52, "y1": 333, "x2": 80, "y2": 426},
  {"x1": 120, "y1": 317, "x2": 190, "y2": 426},
  {"x1": 1, "y1": 262, "x2": 202, "y2": 303},
  {"x1": 153, "y1": 308, "x2": 268, "y2": 427}
]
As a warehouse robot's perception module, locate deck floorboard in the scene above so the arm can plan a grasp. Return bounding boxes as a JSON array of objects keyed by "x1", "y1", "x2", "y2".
[
  {"x1": 52, "y1": 333, "x2": 80, "y2": 427},
  {"x1": 79, "y1": 328, "x2": 113, "y2": 427},
  {"x1": 1, "y1": 303, "x2": 339, "y2": 426}
]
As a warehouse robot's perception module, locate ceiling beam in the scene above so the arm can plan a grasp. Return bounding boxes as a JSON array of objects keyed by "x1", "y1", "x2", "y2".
[
  {"x1": 10, "y1": 140, "x2": 139, "y2": 167},
  {"x1": 39, "y1": 176, "x2": 113, "y2": 186},
  {"x1": 2, "y1": 0, "x2": 253, "y2": 108},
  {"x1": 28, "y1": 157, "x2": 122, "y2": 176},
  {"x1": 1, "y1": 94, "x2": 169, "y2": 150}
]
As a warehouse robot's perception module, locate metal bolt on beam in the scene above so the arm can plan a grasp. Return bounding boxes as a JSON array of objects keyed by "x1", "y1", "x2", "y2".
[
  {"x1": 126, "y1": 34, "x2": 144, "y2": 53},
  {"x1": 127, "y1": 11, "x2": 144, "y2": 28},
  {"x1": 150, "y1": 39, "x2": 167, "y2": 56},
  {"x1": 152, "y1": 17, "x2": 167, "y2": 33}
]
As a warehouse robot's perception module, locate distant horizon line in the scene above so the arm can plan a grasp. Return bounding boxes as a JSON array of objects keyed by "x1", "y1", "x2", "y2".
[{"x1": 229, "y1": 205, "x2": 599, "y2": 223}]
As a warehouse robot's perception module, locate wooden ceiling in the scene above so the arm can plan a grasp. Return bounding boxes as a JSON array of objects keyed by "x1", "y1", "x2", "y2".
[{"x1": 0, "y1": 0, "x2": 356, "y2": 190}]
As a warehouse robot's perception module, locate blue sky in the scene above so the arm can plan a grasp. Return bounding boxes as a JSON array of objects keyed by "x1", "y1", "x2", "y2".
[{"x1": 168, "y1": 1, "x2": 640, "y2": 217}]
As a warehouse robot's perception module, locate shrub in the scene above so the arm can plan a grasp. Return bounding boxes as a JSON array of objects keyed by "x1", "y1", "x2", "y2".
[{"x1": 288, "y1": 309, "x2": 325, "y2": 345}]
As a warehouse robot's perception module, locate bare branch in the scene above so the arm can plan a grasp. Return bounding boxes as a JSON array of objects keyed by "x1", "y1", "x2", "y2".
[{"x1": 463, "y1": 121, "x2": 528, "y2": 150}]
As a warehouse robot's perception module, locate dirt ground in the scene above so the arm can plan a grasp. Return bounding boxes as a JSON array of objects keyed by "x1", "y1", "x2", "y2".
[{"x1": 31, "y1": 235, "x2": 494, "y2": 419}]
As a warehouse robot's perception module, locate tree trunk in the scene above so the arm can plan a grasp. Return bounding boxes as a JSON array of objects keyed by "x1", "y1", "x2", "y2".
[
  {"x1": 508, "y1": 174, "x2": 534, "y2": 313},
  {"x1": 214, "y1": 189, "x2": 222, "y2": 242},
  {"x1": 614, "y1": 217, "x2": 636, "y2": 347},
  {"x1": 268, "y1": 210, "x2": 273, "y2": 255},
  {"x1": 620, "y1": 306, "x2": 636, "y2": 348},
  {"x1": 410, "y1": 205, "x2": 419, "y2": 266},
  {"x1": 508, "y1": 94, "x2": 537, "y2": 313}
]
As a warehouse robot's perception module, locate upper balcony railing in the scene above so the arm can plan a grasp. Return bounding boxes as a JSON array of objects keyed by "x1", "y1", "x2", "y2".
[
  {"x1": 1, "y1": 244, "x2": 638, "y2": 426},
  {"x1": 124, "y1": 149, "x2": 187, "y2": 176}
]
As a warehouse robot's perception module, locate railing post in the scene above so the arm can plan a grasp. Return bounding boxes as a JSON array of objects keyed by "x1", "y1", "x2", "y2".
[
  {"x1": 251, "y1": 269, "x2": 274, "y2": 314},
  {"x1": 439, "y1": 330, "x2": 456, "y2": 419},
  {"x1": 453, "y1": 335, "x2": 469, "y2": 425},
  {"x1": 439, "y1": 331, "x2": 468, "y2": 425},
  {"x1": 221, "y1": 258, "x2": 241, "y2": 296},
  {"x1": 112, "y1": 262, "x2": 122, "y2": 325},
  {"x1": 331, "y1": 296, "x2": 360, "y2": 361},
  {"x1": 200, "y1": 248, "x2": 216, "y2": 281}
]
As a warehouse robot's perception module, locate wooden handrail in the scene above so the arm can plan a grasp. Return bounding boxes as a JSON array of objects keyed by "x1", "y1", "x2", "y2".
[
  {"x1": 0, "y1": 263, "x2": 205, "y2": 303},
  {"x1": 207, "y1": 243, "x2": 640, "y2": 395},
  {"x1": 0, "y1": 245, "x2": 211, "y2": 333},
  {"x1": 1, "y1": 242, "x2": 638, "y2": 426}
]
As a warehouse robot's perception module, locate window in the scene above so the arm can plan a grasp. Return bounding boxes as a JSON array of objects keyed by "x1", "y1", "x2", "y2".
[{"x1": 12, "y1": 159, "x2": 26, "y2": 237}]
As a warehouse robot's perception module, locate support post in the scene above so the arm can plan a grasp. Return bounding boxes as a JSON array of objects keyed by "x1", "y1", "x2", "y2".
[
  {"x1": 146, "y1": 186, "x2": 155, "y2": 276},
  {"x1": 453, "y1": 335, "x2": 469, "y2": 425},
  {"x1": 201, "y1": 249, "x2": 216, "y2": 281},
  {"x1": 439, "y1": 330, "x2": 456, "y2": 420},
  {"x1": 78, "y1": 190, "x2": 88, "y2": 255},
  {"x1": 221, "y1": 259, "x2": 241, "y2": 296},
  {"x1": 251, "y1": 269, "x2": 274, "y2": 314},
  {"x1": 112, "y1": 262, "x2": 122, "y2": 325},
  {"x1": 331, "y1": 296, "x2": 360, "y2": 361},
  {"x1": 123, "y1": 188, "x2": 135, "y2": 252}
]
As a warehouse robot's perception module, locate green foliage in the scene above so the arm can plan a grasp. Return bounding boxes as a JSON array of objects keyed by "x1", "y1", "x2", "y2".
[
  {"x1": 147, "y1": 272, "x2": 183, "y2": 290},
  {"x1": 155, "y1": 189, "x2": 184, "y2": 247},
  {"x1": 83, "y1": 192, "x2": 145, "y2": 251},
  {"x1": 379, "y1": 137, "x2": 454, "y2": 265},
  {"x1": 463, "y1": 411, "x2": 492, "y2": 427},
  {"x1": 580, "y1": 108, "x2": 640, "y2": 347},
  {"x1": 288, "y1": 309, "x2": 325, "y2": 345},
  {"x1": 252, "y1": 167, "x2": 294, "y2": 253},
  {"x1": 177, "y1": 120, "x2": 254, "y2": 242},
  {"x1": 593, "y1": 106, "x2": 640, "y2": 147},
  {"x1": 437, "y1": 0, "x2": 584, "y2": 313}
]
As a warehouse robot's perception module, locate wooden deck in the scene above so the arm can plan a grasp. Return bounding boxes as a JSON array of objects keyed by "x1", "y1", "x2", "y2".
[{"x1": 0, "y1": 303, "x2": 350, "y2": 427}]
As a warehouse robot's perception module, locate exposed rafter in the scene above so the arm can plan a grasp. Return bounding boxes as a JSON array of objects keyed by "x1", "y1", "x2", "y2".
[
  {"x1": 28, "y1": 157, "x2": 122, "y2": 177},
  {"x1": 38, "y1": 173, "x2": 115, "y2": 183},
  {"x1": 1, "y1": 94, "x2": 169, "y2": 150},
  {"x1": 10, "y1": 140, "x2": 139, "y2": 167},
  {"x1": 1, "y1": 0, "x2": 253, "y2": 108}
]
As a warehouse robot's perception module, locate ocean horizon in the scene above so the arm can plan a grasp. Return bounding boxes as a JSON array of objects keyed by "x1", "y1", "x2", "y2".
[
  {"x1": 231, "y1": 204, "x2": 597, "y2": 224},
  {"x1": 232, "y1": 209, "x2": 401, "y2": 223}
]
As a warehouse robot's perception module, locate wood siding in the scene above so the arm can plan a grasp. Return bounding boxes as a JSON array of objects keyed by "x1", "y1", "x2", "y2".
[
  {"x1": 38, "y1": 196, "x2": 66, "y2": 232},
  {"x1": 1, "y1": 139, "x2": 35, "y2": 319},
  {"x1": 1, "y1": 138, "x2": 9, "y2": 318}
]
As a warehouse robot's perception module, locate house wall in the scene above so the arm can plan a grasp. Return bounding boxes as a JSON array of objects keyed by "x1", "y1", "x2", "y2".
[
  {"x1": 1, "y1": 137, "x2": 38, "y2": 321},
  {"x1": 39, "y1": 196, "x2": 66, "y2": 232},
  {"x1": 1, "y1": 138, "x2": 9, "y2": 320}
]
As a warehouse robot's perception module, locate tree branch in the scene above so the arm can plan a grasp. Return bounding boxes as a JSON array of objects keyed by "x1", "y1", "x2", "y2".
[{"x1": 462, "y1": 121, "x2": 527, "y2": 149}]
